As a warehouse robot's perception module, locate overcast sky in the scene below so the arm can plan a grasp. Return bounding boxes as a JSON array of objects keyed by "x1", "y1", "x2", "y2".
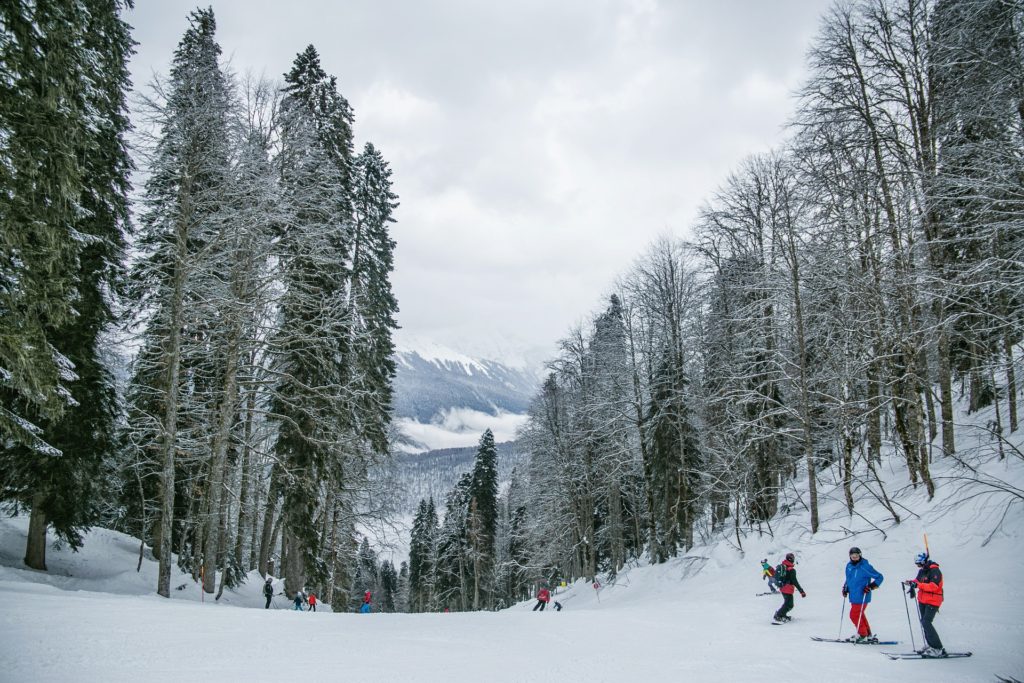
[{"x1": 126, "y1": 1, "x2": 823, "y2": 364}]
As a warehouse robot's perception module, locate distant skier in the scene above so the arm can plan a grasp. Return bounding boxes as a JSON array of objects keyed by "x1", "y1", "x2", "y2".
[
  {"x1": 532, "y1": 586, "x2": 551, "y2": 611},
  {"x1": 841, "y1": 546, "x2": 883, "y2": 642},
  {"x1": 293, "y1": 590, "x2": 304, "y2": 611},
  {"x1": 553, "y1": 600, "x2": 563, "y2": 611},
  {"x1": 360, "y1": 591, "x2": 372, "y2": 613},
  {"x1": 772, "y1": 552, "x2": 806, "y2": 623},
  {"x1": 308, "y1": 592, "x2": 317, "y2": 613},
  {"x1": 761, "y1": 558, "x2": 780, "y2": 593},
  {"x1": 904, "y1": 552, "x2": 946, "y2": 657},
  {"x1": 263, "y1": 577, "x2": 274, "y2": 609}
]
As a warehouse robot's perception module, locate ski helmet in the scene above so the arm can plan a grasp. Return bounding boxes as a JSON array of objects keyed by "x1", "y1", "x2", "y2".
[
  {"x1": 915, "y1": 552, "x2": 928, "y2": 565},
  {"x1": 849, "y1": 547, "x2": 862, "y2": 555},
  {"x1": 785, "y1": 552, "x2": 795, "y2": 562}
]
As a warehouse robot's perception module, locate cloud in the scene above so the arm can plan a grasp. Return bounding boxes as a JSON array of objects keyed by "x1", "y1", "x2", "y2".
[
  {"x1": 127, "y1": 1, "x2": 824, "y2": 361},
  {"x1": 394, "y1": 408, "x2": 529, "y2": 451}
]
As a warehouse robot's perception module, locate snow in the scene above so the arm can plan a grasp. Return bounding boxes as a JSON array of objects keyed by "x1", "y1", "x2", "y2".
[{"x1": 2, "y1": 410, "x2": 1023, "y2": 681}]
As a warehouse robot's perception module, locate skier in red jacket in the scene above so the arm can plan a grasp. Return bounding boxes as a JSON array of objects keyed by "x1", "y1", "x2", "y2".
[
  {"x1": 772, "y1": 552, "x2": 806, "y2": 623},
  {"x1": 307, "y1": 592, "x2": 317, "y2": 613},
  {"x1": 904, "y1": 552, "x2": 946, "y2": 657},
  {"x1": 532, "y1": 586, "x2": 551, "y2": 611}
]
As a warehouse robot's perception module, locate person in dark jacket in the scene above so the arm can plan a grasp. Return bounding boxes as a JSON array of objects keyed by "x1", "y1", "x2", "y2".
[
  {"x1": 263, "y1": 577, "x2": 274, "y2": 609},
  {"x1": 533, "y1": 586, "x2": 551, "y2": 611},
  {"x1": 841, "y1": 546, "x2": 884, "y2": 642},
  {"x1": 772, "y1": 552, "x2": 806, "y2": 623},
  {"x1": 905, "y1": 552, "x2": 946, "y2": 657}
]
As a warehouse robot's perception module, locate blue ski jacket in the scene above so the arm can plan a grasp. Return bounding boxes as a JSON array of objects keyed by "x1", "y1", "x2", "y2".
[{"x1": 844, "y1": 557, "x2": 884, "y2": 604}]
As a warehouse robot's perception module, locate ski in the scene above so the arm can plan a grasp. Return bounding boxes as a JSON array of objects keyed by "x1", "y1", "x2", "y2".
[
  {"x1": 882, "y1": 652, "x2": 973, "y2": 660},
  {"x1": 811, "y1": 637, "x2": 899, "y2": 645},
  {"x1": 756, "y1": 592, "x2": 779, "y2": 596}
]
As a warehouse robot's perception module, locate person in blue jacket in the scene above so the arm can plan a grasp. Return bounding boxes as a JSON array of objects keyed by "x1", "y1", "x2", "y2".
[{"x1": 841, "y1": 546, "x2": 884, "y2": 642}]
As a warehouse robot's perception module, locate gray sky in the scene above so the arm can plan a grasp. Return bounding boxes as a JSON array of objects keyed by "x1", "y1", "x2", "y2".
[{"x1": 127, "y1": 1, "x2": 823, "y2": 364}]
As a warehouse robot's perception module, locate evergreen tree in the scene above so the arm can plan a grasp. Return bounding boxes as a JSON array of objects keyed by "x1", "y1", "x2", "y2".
[
  {"x1": 124, "y1": 7, "x2": 232, "y2": 597},
  {"x1": 468, "y1": 429, "x2": 499, "y2": 609},
  {"x1": 1, "y1": 1, "x2": 85, "y2": 454},
  {"x1": 271, "y1": 44, "x2": 354, "y2": 597},
  {"x1": 0, "y1": 0, "x2": 134, "y2": 570},
  {"x1": 348, "y1": 142, "x2": 400, "y2": 454}
]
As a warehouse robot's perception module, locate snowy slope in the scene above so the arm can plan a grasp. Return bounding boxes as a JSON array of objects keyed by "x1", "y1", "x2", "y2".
[{"x1": 1, "y1": 403, "x2": 1022, "y2": 681}]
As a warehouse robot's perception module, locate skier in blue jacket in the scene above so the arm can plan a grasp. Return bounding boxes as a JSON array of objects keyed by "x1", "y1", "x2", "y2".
[{"x1": 841, "y1": 546, "x2": 884, "y2": 642}]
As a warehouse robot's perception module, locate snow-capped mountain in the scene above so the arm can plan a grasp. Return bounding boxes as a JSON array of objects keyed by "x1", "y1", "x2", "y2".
[{"x1": 390, "y1": 336, "x2": 545, "y2": 452}]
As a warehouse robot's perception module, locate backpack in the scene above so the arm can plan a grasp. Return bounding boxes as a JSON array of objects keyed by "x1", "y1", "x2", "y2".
[{"x1": 775, "y1": 563, "x2": 788, "y2": 583}]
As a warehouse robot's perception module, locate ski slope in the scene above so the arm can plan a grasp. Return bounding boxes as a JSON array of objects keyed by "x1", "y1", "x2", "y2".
[{"x1": 1, "y1": 409, "x2": 1023, "y2": 681}]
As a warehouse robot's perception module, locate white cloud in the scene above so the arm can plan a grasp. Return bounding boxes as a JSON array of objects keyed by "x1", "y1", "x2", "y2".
[
  {"x1": 127, "y1": 0, "x2": 823, "y2": 360},
  {"x1": 395, "y1": 408, "x2": 529, "y2": 451}
]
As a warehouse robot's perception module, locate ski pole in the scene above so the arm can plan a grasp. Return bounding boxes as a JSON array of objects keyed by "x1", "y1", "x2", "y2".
[
  {"x1": 901, "y1": 582, "x2": 916, "y2": 652},
  {"x1": 837, "y1": 594, "x2": 847, "y2": 640}
]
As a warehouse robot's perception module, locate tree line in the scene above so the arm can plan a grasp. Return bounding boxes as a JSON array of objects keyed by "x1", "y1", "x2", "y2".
[
  {"x1": 1, "y1": 4, "x2": 400, "y2": 607},
  {"x1": 410, "y1": 0, "x2": 1023, "y2": 610}
]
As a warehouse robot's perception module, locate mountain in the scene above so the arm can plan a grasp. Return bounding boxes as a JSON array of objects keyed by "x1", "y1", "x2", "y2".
[
  {"x1": 390, "y1": 337, "x2": 544, "y2": 452},
  {"x1": 393, "y1": 441, "x2": 528, "y2": 514}
]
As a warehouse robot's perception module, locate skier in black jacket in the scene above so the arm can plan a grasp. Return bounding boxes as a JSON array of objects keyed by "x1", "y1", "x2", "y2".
[
  {"x1": 263, "y1": 577, "x2": 274, "y2": 609},
  {"x1": 772, "y1": 552, "x2": 807, "y2": 623}
]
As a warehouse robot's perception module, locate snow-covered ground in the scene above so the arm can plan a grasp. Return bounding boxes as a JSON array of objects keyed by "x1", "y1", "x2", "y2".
[{"x1": 2, "y1": 407, "x2": 1023, "y2": 681}]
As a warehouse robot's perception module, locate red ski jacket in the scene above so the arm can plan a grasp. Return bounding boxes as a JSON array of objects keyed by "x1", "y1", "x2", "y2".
[
  {"x1": 779, "y1": 560, "x2": 804, "y2": 595},
  {"x1": 537, "y1": 588, "x2": 551, "y2": 602},
  {"x1": 308, "y1": 594, "x2": 317, "y2": 605},
  {"x1": 914, "y1": 561, "x2": 943, "y2": 608}
]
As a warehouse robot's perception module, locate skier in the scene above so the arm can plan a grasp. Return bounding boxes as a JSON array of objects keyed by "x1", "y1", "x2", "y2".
[
  {"x1": 263, "y1": 577, "x2": 274, "y2": 609},
  {"x1": 308, "y1": 592, "x2": 317, "y2": 613},
  {"x1": 360, "y1": 591, "x2": 372, "y2": 613},
  {"x1": 772, "y1": 552, "x2": 806, "y2": 623},
  {"x1": 761, "y1": 558, "x2": 780, "y2": 593},
  {"x1": 293, "y1": 590, "x2": 304, "y2": 611},
  {"x1": 904, "y1": 552, "x2": 946, "y2": 657},
  {"x1": 532, "y1": 585, "x2": 551, "y2": 611},
  {"x1": 841, "y1": 546, "x2": 884, "y2": 643}
]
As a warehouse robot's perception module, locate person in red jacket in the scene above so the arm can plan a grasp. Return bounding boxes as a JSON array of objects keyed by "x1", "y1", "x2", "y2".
[
  {"x1": 532, "y1": 585, "x2": 551, "y2": 611},
  {"x1": 307, "y1": 592, "x2": 317, "y2": 613},
  {"x1": 904, "y1": 552, "x2": 946, "y2": 657},
  {"x1": 772, "y1": 552, "x2": 807, "y2": 623}
]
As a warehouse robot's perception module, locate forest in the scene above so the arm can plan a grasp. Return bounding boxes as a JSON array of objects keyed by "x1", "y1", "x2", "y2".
[
  {"x1": 1, "y1": 0, "x2": 1022, "y2": 616},
  {"x1": 403, "y1": 0, "x2": 1024, "y2": 613}
]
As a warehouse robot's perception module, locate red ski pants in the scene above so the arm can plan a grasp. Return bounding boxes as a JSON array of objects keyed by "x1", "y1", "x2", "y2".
[{"x1": 849, "y1": 603, "x2": 871, "y2": 636}]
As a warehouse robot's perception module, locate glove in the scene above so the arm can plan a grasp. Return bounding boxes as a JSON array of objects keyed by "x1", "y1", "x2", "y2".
[
  {"x1": 800, "y1": 591, "x2": 807, "y2": 598},
  {"x1": 842, "y1": 587, "x2": 849, "y2": 598},
  {"x1": 863, "y1": 584, "x2": 874, "y2": 594}
]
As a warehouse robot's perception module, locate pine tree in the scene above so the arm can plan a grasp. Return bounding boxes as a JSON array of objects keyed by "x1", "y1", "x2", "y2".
[
  {"x1": 0, "y1": 0, "x2": 134, "y2": 570},
  {"x1": 271, "y1": 44, "x2": 355, "y2": 597},
  {"x1": 0, "y1": 1, "x2": 91, "y2": 454},
  {"x1": 348, "y1": 142, "x2": 400, "y2": 453},
  {"x1": 468, "y1": 429, "x2": 499, "y2": 609},
  {"x1": 125, "y1": 7, "x2": 232, "y2": 597}
]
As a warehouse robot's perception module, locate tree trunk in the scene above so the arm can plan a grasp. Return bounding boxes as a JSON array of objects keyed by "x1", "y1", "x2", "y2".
[
  {"x1": 156, "y1": 203, "x2": 190, "y2": 598},
  {"x1": 1007, "y1": 334, "x2": 1019, "y2": 433},
  {"x1": 258, "y1": 465, "x2": 280, "y2": 577},
  {"x1": 202, "y1": 333, "x2": 241, "y2": 593},
  {"x1": 24, "y1": 493, "x2": 48, "y2": 571},
  {"x1": 938, "y1": 324, "x2": 956, "y2": 453}
]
